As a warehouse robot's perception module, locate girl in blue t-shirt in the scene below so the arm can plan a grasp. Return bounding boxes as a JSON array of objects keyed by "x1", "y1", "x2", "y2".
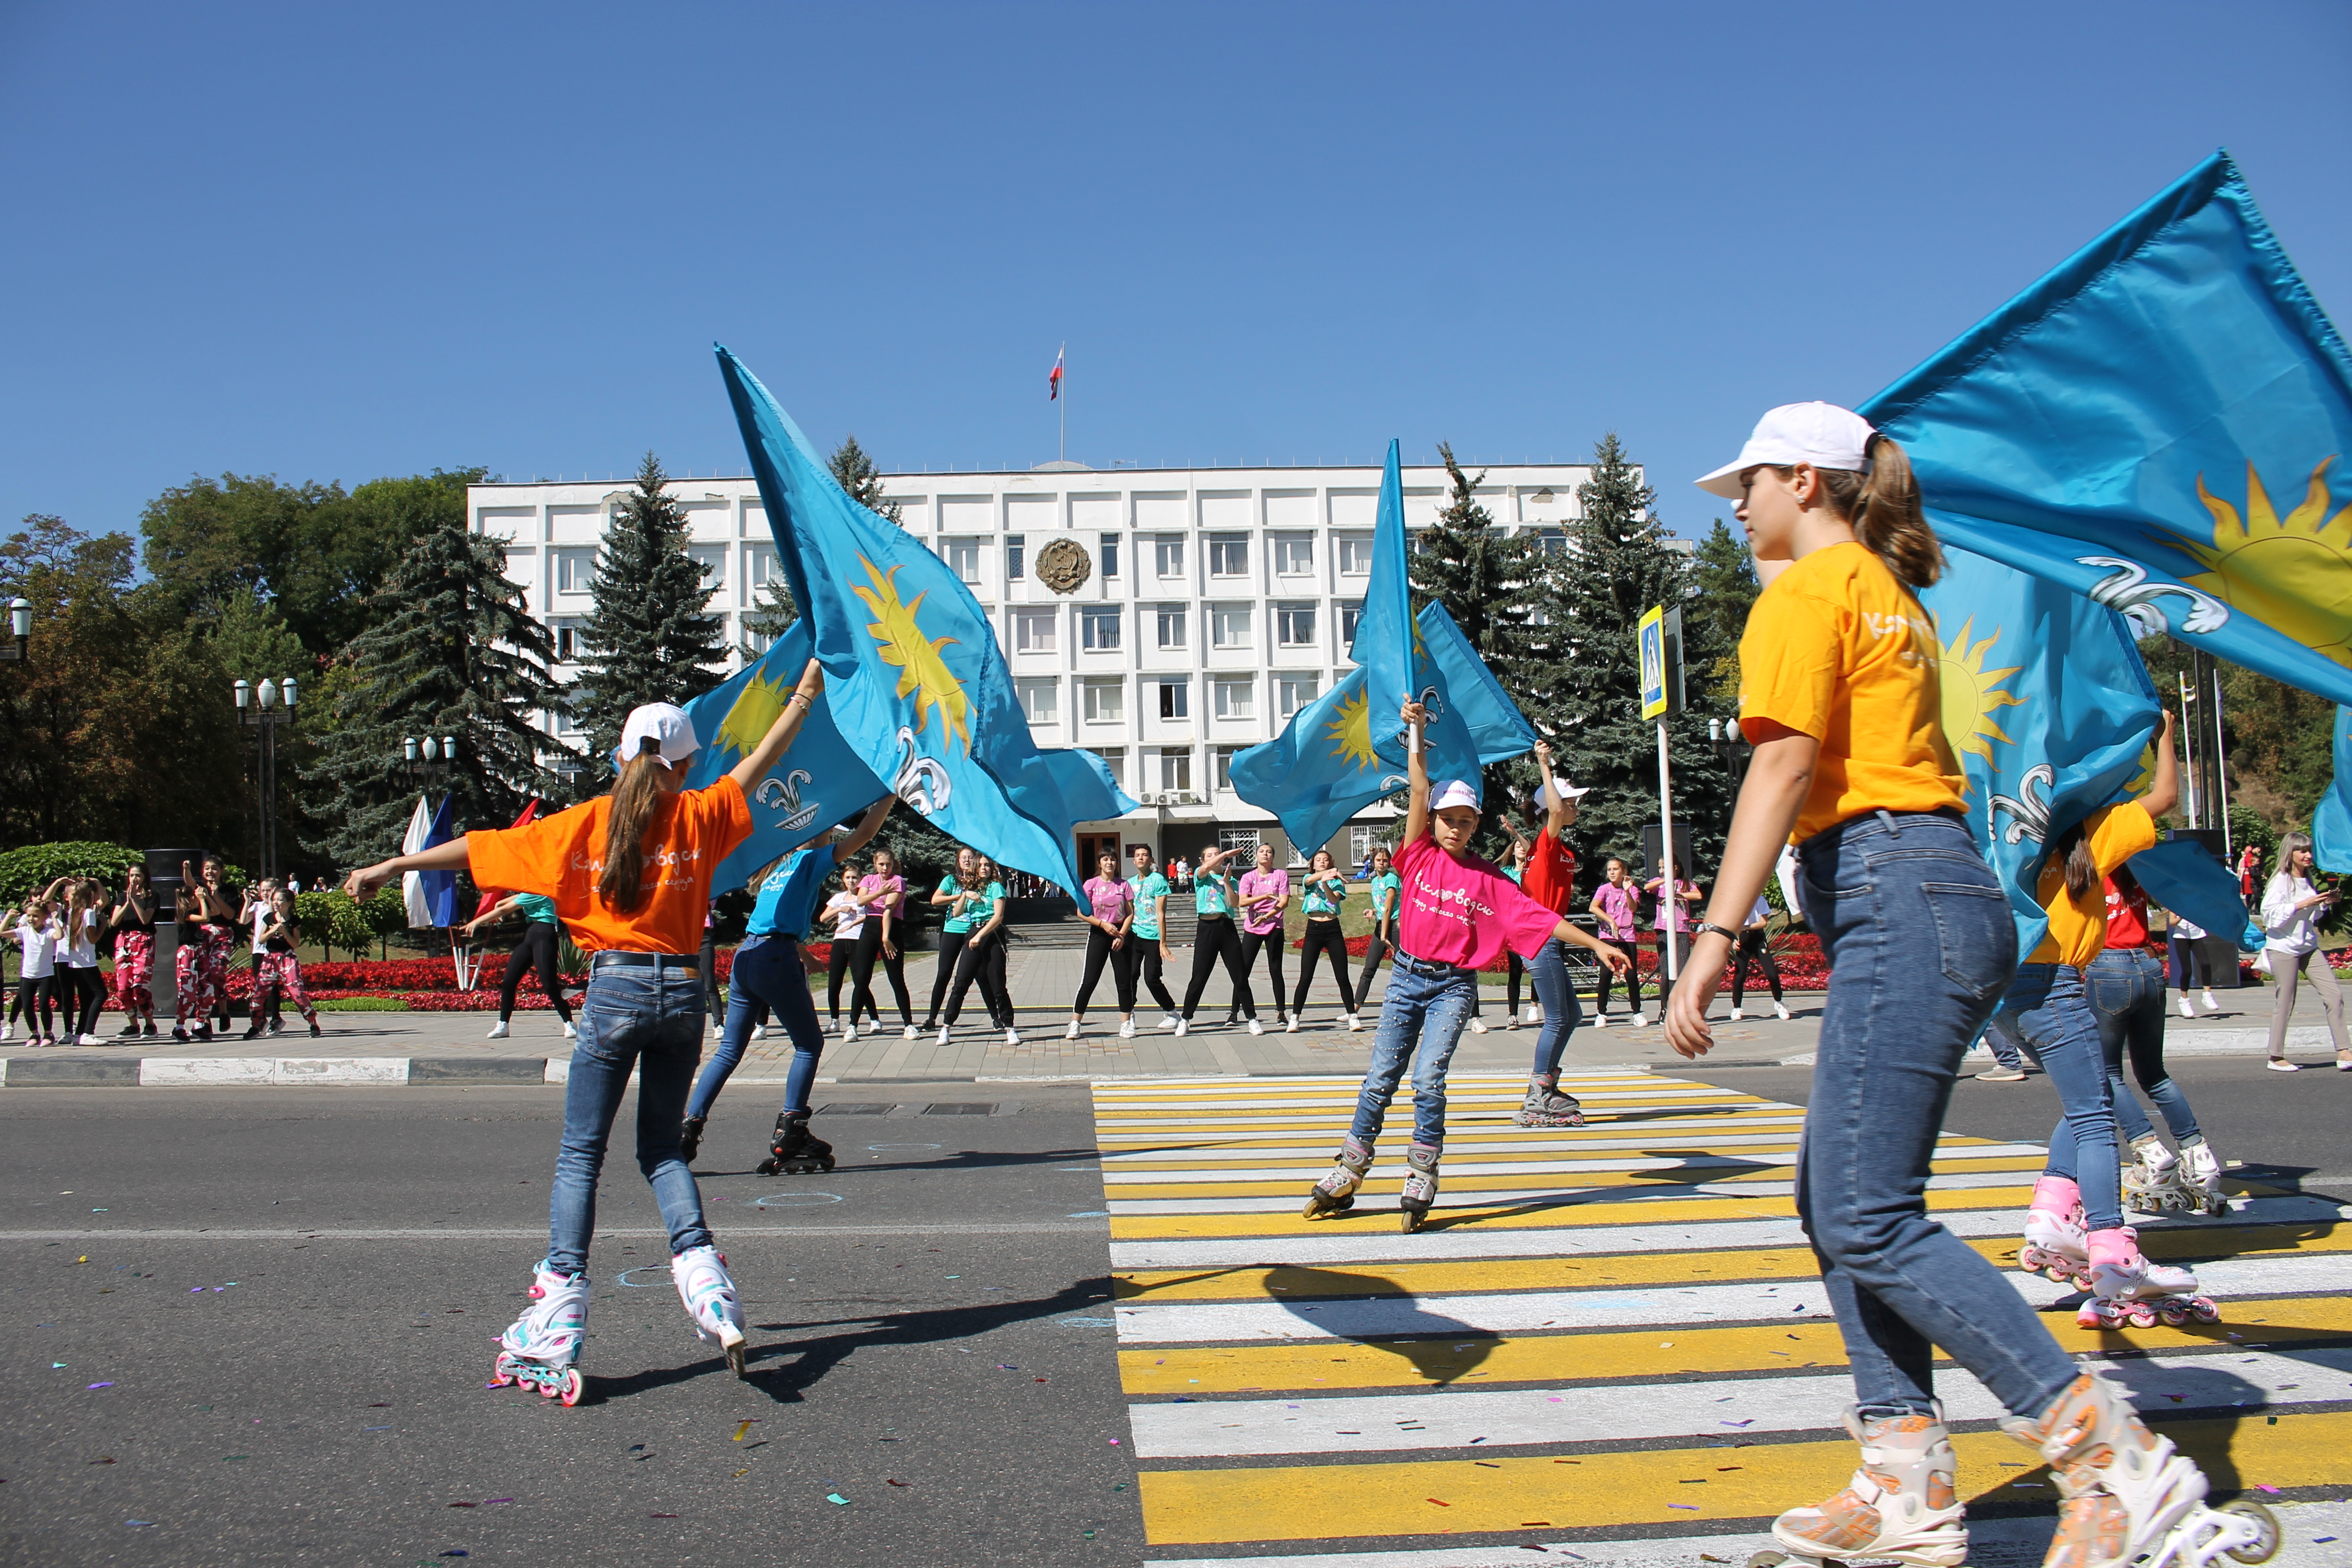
[
  {"x1": 1348, "y1": 846, "x2": 1402, "y2": 1030},
  {"x1": 920, "y1": 847, "x2": 980, "y2": 1031},
  {"x1": 1289, "y1": 850, "x2": 1355, "y2": 1027},
  {"x1": 1126, "y1": 845, "x2": 1181, "y2": 1027},
  {"x1": 937, "y1": 856, "x2": 1015, "y2": 1044},
  {"x1": 679, "y1": 796, "x2": 894, "y2": 1172},
  {"x1": 466, "y1": 890, "x2": 576, "y2": 1039},
  {"x1": 1177, "y1": 843, "x2": 1256, "y2": 1035}
]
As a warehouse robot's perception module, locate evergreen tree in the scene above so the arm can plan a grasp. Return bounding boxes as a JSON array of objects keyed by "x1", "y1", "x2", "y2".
[
  {"x1": 1532, "y1": 434, "x2": 1738, "y2": 876},
  {"x1": 1686, "y1": 518, "x2": 1760, "y2": 700},
  {"x1": 572, "y1": 452, "x2": 728, "y2": 761},
  {"x1": 304, "y1": 518, "x2": 574, "y2": 866}
]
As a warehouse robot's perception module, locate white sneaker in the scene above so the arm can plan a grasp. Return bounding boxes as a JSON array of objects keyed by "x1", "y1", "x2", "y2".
[
  {"x1": 2177, "y1": 996, "x2": 2195, "y2": 1019},
  {"x1": 486, "y1": 1020, "x2": 510, "y2": 1040},
  {"x1": 1065, "y1": 1021, "x2": 1081, "y2": 1040},
  {"x1": 844, "y1": 1019, "x2": 859, "y2": 1041},
  {"x1": 1284, "y1": 1015, "x2": 1300, "y2": 1032},
  {"x1": 1630, "y1": 1012, "x2": 1651, "y2": 1027},
  {"x1": 902, "y1": 1025, "x2": 918, "y2": 1040},
  {"x1": 1346, "y1": 1013, "x2": 1362, "y2": 1032},
  {"x1": 749, "y1": 1023, "x2": 767, "y2": 1040},
  {"x1": 1005, "y1": 1028, "x2": 1021, "y2": 1046},
  {"x1": 1773, "y1": 1001, "x2": 1792, "y2": 1020},
  {"x1": 0, "y1": 1025, "x2": 10, "y2": 1042},
  {"x1": 1469, "y1": 1016, "x2": 1489, "y2": 1034},
  {"x1": 1159, "y1": 1013, "x2": 1180, "y2": 1031},
  {"x1": 1119, "y1": 1017, "x2": 1136, "y2": 1039},
  {"x1": 2199, "y1": 989, "x2": 2220, "y2": 1014},
  {"x1": 1174, "y1": 1017, "x2": 1189, "y2": 1036},
  {"x1": 1246, "y1": 1018, "x2": 1264, "y2": 1036},
  {"x1": 1728, "y1": 1004, "x2": 1744, "y2": 1020},
  {"x1": 936, "y1": 1025, "x2": 951, "y2": 1047},
  {"x1": 562, "y1": 1021, "x2": 578, "y2": 1039},
  {"x1": 1593, "y1": 1011, "x2": 1609, "y2": 1028}
]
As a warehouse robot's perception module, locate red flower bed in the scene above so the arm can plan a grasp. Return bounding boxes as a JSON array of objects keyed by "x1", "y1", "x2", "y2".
[{"x1": 295, "y1": 950, "x2": 737, "y2": 993}]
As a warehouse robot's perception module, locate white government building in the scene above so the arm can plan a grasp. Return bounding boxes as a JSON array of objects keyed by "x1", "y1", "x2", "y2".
[{"x1": 467, "y1": 459, "x2": 1609, "y2": 870}]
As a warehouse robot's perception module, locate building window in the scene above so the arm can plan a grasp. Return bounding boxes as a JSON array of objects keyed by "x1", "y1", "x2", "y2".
[
  {"x1": 743, "y1": 624, "x2": 774, "y2": 655},
  {"x1": 1213, "y1": 677, "x2": 1255, "y2": 721},
  {"x1": 688, "y1": 544, "x2": 729, "y2": 591},
  {"x1": 549, "y1": 618, "x2": 584, "y2": 663},
  {"x1": 1157, "y1": 747, "x2": 1193, "y2": 794},
  {"x1": 1082, "y1": 677, "x2": 1124, "y2": 723},
  {"x1": 746, "y1": 544, "x2": 777, "y2": 590},
  {"x1": 1014, "y1": 607, "x2": 1057, "y2": 653},
  {"x1": 1338, "y1": 600, "x2": 1364, "y2": 646},
  {"x1": 1217, "y1": 827, "x2": 1260, "y2": 854},
  {"x1": 1338, "y1": 536, "x2": 1373, "y2": 576},
  {"x1": 1156, "y1": 605, "x2": 1188, "y2": 650},
  {"x1": 1016, "y1": 677, "x2": 1059, "y2": 725},
  {"x1": 1088, "y1": 746, "x2": 1127, "y2": 792},
  {"x1": 1155, "y1": 536, "x2": 1185, "y2": 579},
  {"x1": 556, "y1": 548, "x2": 596, "y2": 595},
  {"x1": 1276, "y1": 673, "x2": 1320, "y2": 720},
  {"x1": 1348, "y1": 824, "x2": 1380, "y2": 865},
  {"x1": 1210, "y1": 745, "x2": 1243, "y2": 794},
  {"x1": 1277, "y1": 603, "x2": 1317, "y2": 647},
  {"x1": 1208, "y1": 536, "x2": 1248, "y2": 578},
  {"x1": 1157, "y1": 679, "x2": 1190, "y2": 720},
  {"x1": 1274, "y1": 537, "x2": 1313, "y2": 576},
  {"x1": 1535, "y1": 529, "x2": 1567, "y2": 557},
  {"x1": 1081, "y1": 606, "x2": 1122, "y2": 650},
  {"x1": 1099, "y1": 532, "x2": 1120, "y2": 578},
  {"x1": 552, "y1": 702, "x2": 582, "y2": 737},
  {"x1": 1006, "y1": 534, "x2": 1026, "y2": 580},
  {"x1": 1211, "y1": 604, "x2": 1251, "y2": 650},
  {"x1": 943, "y1": 537, "x2": 982, "y2": 582}
]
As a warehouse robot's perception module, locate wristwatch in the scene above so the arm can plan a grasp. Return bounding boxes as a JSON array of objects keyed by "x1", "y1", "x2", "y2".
[{"x1": 1692, "y1": 921, "x2": 1741, "y2": 944}]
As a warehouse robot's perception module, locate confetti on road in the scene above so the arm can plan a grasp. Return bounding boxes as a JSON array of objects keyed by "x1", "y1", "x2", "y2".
[{"x1": 826, "y1": 1493, "x2": 850, "y2": 1505}]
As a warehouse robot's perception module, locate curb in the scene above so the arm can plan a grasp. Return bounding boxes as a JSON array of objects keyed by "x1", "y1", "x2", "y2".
[{"x1": 0, "y1": 1056, "x2": 562, "y2": 1088}]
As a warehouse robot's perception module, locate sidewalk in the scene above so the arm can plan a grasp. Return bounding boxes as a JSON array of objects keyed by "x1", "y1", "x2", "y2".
[{"x1": 4, "y1": 948, "x2": 2344, "y2": 1085}]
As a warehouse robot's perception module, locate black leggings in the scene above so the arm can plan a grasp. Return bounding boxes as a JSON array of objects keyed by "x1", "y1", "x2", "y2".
[
  {"x1": 1479, "y1": 950, "x2": 1527, "y2": 1018},
  {"x1": 499, "y1": 922, "x2": 573, "y2": 1023},
  {"x1": 852, "y1": 923, "x2": 913, "y2": 1027},
  {"x1": 1073, "y1": 927, "x2": 1136, "y2": 1016},
  {"x1": 1133, "y1": 940, "x2": 1177, "y2": 1013},
  {"x1": 1730, "y1": 928, "x2": 1783, "y2": 1006},
  {"x1": 925, "y1": 930, "x2": 970, "y2": 1025},
  {"x1": 827, "y1": 937, "x2": 876, "y2": 1023},
  {"x1": 1594, "y1": 935, "x2": 1643, "y2": 1014},
  {"x1": 58, "y1": 964, "x2": 105, "y2": 1036},
  {"x1": 1352, "y1": 921, "x2": 1396, "y2": 1011},
  {"x1": 12, "y1": 975, "x2": 56, "y2": 1035},
  {"x1": 1291, "y1": 920, "x2": 1353, "y2": 1014},
  {"x1": 942, "y1": 929, "x2": 1011, "y2": 1027},
  {"x1": 1182, "y1": 914, "x2": 1254, "y2": 1021},
  {"x1": 1240, "y1": 928, "x2": 1288, "y2": 1017}
]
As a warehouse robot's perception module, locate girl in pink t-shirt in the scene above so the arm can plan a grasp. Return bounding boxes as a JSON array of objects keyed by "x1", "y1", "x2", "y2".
[
  {"x1": 1305, "y1": 700, "x2": 1631, "y2": 1231},
  {"x1": 1236, "y1": 846, "x2": 1294, "y2": 1030},
  {"x1": 1065, "y1": 852, "x2": 1139, "y2": 1039},
  {"x1": 849, "y1": 846, "x2": 916, "y2": 1039}
]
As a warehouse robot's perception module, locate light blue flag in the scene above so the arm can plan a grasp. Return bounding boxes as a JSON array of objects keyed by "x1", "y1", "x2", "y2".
[
  {"x1": 680, "y1": 617, "x2": 889, "y2": 896},
  {"x1": 715, "y1": 349, "x2": 1137, "y2": 899},
  {"x1": 1232, "y1": 602, "x2": 1536, "y2": 857},
  {"x1": 1920, "y1": 544, "x2": 2162, "y2": 959},
  {"x1": 2312, "y1": 705, "x2": 2352, "y2": 875},
  {"x1": 1359, "y1": 440, "x2": 1483, "y2": 774},
  {"x1": 1860, "y1": 150, "x2": 2352, "y2": 710},
  {"x1": 2126, "y1": 836, "x2": 2249, "y2": 948}
]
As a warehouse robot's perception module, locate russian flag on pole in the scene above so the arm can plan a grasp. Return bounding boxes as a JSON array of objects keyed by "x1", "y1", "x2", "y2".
[{"x1": 1049, "y1": 346, "x2": 1063, "y2": 400}]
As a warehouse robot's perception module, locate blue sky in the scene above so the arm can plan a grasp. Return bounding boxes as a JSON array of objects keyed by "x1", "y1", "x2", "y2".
[{"x1": 4, "y1": 1, "x2": 2348, "y2": 542}]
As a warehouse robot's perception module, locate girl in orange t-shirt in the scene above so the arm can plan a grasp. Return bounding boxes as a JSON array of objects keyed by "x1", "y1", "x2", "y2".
[{"x1": 344, "y1": 662, "x2": 824, "y2": 1403}]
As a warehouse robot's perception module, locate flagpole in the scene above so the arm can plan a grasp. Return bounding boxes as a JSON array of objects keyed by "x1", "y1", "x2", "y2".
[
  {"x1": 2212, "y1": 664, "x2": 2232, "y2": 857},
  {"x1": 2177, "y1": 672, "x2": 2200, "y2": 829},
  {"x1": 1059, "y1": 341, "x2": 1067, "y2": 464}
]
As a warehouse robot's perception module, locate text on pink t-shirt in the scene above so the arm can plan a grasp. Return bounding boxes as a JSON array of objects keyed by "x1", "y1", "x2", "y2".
[
  {"x1": 1237, "y1": 868, "x2": 1291, "y2": 936},
  {"x1": 1393, "y1": 835, "x2": 1561, "y2": 969},
  {"x1": 857, "y1": 873, "x2": 906, "y2": 920},
  {"x1": 1592, "y1": 881, "x2": 1639, "y2": 941},
  {"x1": 1083, "y1": 875, "x2": 1133, "y2": 925}
]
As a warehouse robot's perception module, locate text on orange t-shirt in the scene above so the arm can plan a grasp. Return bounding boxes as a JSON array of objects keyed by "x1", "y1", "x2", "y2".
[{"x1": 464, "y1": 777, "x2": 752, "y2": 955}]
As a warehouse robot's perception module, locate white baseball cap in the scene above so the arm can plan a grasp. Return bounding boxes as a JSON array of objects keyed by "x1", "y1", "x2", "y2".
[
  {"x1": 1431, "y1": 778, "x2": 1483, "y2": 813},
  {"x1": 613, "y1": 703, "x2": 701, "y2": 769},
  {"x1": 1695, "y1": 402, "x2": 1876, "y2": 499},
  {"x1": 1547, "y1": 774, "x2": 1592, "y2": 802}
]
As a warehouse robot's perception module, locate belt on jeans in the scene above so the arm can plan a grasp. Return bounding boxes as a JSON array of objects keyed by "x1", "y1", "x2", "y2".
[
  {"x1": 1392, "y1": 950, "x2": 1471, "y2": 979},
  {"x1": 589, "y1": 950, "x2": 699, "y2": 977}
]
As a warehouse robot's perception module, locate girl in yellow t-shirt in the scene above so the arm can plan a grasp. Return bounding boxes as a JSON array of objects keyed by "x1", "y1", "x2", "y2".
[{"x1": 1663, "y1": 403, "x2": 2233, "y2": 1568}]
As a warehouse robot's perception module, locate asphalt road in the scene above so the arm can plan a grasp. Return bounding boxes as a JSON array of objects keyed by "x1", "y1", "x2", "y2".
[{"x1": 0, "y1": 1084, "x2": 1135, "y2": 1568}]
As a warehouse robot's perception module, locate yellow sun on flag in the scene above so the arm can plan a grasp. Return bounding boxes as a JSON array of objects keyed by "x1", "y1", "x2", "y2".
[
  {"x1": 1325, "y1": 686, "x2": 1377, "y2": 771},
  {"x1": 2182, "y1": 458, "x2": 2352, "y2": 668},
  {"x1": 850, "y1": 556, "x2": 972, "y2": 754},
  {"x1": 1934, "y1": 615, "x2": 2025, "y2": 772},
  {"x1": 715, "y1": 669, "x2": 789, "y2": 760}
]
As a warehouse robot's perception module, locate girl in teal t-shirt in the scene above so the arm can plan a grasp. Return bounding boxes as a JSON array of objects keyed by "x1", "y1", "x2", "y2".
[
  {"x1": 464, "y1": 888, "x2": 578, "y2": 1038},
  {"x1": 1127, "y1": 846, "x2": 1179, "y2": 1024},
  {"x1": 1349, "y1": 846, "x2": 1403, "y2": 1025},
  {"x1": 921, "y1": 847, "x2": 981, "y2": 1030},
  {"x1": 938, "y1": 856, "x2": 1014, "y2": 1042},
  {"x1": 1177, "y1": 845, "x2": 1257, "y2": 1034},
  {"x1": 1290, "y1": 850, "x2": 1355, "y2": 1027}
]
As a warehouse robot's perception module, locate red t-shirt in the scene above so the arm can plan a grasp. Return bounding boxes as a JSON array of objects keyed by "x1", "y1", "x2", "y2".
[
  {"x1": 1395, "y1": 835, "x2": 1564, "y2": 970},
  {"x1": 1520, "y1": 829, "x2": 1577, "y2": 916},
  {"x1": 2103, "y1": 876, "x2": 2150, "y2": 950}
]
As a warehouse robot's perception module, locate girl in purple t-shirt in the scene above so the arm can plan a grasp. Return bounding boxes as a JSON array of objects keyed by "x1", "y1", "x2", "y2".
[
  {"x1": 1236, "y1": 846, "x2": 1293, "y2": 1030},
  {"x1": 1305, "y1": 699, "x2": 1630, "y2": 1232},
  {"x1": 848, "y1": 846, "x2": 916, "y2": 1039},
  {"x1": 1065, "y1": 852, "x2": 1138, "y2": 1039}
]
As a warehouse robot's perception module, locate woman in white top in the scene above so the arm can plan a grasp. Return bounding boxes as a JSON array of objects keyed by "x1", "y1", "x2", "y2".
[
  {"x1": 41, "y1": 878, "x2": 108, "y2": 1044},
  {"x1": 2260, "y1": 832, "x2": 2349, "y2": 1071},
  {"x1": 821, "y1": 865, "x2": 876, "y2": 1037}
]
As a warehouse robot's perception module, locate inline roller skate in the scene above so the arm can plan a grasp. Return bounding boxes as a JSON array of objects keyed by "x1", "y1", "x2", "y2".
[
  {"x1": 1398, "y1": 1142, "x2": 1441, "y2": 1233},
  {"x1": 2077, "y1": 1228, "x2": 2219, "y2": 1329},
  {"x1": 489, "y1": 1259, "x2": 589, "y2": 1405},
  {"x1": 2180, "y1": 1136, "x2": 2229, "y2": 1218},
  {"x1": 2121, "y1": 1134, "x2": 2186, "y2": 1217},
  {"x1": 2001, "y1": 1370, "x2": 2278, "y2": 1568},
  {"x1": 1512, "y1": 1076, "x2": 1586, "y2": 1128},
  {"x1": 1746, "y1": 1403, "x2": 1966, "y2": 1568},
  {"x1": 755, "y1": 1112, "x2": 834, "y2": 1175},
  {"x1": 1301, "y1": 1139, "x2": 1371, "y2": 1219},
  {"x1": 2020, "y1": 1175, "x2": 2093, "y2": 1288},
  {"x1": 670, "y1": 1244, "x2": 749, "y2": 1376}
]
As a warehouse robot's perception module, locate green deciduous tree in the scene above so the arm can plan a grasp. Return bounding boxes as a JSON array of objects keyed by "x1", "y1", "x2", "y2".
[
  {"x1": 571, "y1": 453, "x2": 728, "y2": 761},
  {"x1": 304, "y1": 518, "x2": 574, "y2": 867}
]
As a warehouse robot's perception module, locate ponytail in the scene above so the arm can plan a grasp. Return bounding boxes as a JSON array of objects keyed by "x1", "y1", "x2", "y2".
[
  {"x1": 2053, "y1": 821, "x2": 2097, "y2": 901},
  {"x1": 598, "y1": 742, "x2": 668, "y2": 909},
  {"x1": 1812, "y1": 433, "x2": 1942, "y2": 591}
]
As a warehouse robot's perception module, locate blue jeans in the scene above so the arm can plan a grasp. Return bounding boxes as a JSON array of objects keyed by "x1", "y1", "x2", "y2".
[
  {"x1": 2001, "y1": 961, "x2": 2125, "y2": 1233},
  {"x1": 2087, "y1": 946, "x2": 2198, "y2": 1146},
  {"x1": 1525, "y1": 939, "x2": 1584, "y2": 1078},
  {"x1": 1981, "y1": 1010, "x2": 2040, "y2": 1072},
  {"x1": 689, "y1": 936, "x2": 825, "y2": 1120},
  {"x1": 548, "y1": 963, "x2": 713, "y2": 1275},
  {"x1": 1348, "y1": 961, "x2": 1477, "y2": 1148},
  {"x1": 1795, "y1": 809, "x2": 2077, "y2": 1421}
]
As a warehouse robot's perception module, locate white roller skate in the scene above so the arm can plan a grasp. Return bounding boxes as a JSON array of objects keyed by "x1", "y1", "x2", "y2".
[
  {"x1": 2002, "y1": 1370, "x2": 2279, "y2": 1568},
  {"x1": 2077, "y1": 1228, "x2": 2218, "y2": 1329},
  {"x1": 1511, "y1": 1076, "x2": 1586, "y2": 1128},
  {"x1": 2021, "y1": 1175, "x2": 2093, "y2": 1289},
  {"x1": 491, "y1": 1260, "x2": 589, "y2": 1406},
  {"x1": 1302, "y1": 1139, "x2": 1371, "y2": 1219},
  {"x1": 1398, "y1": 1142, "x2": 1441, "y2": 1233},
  {"x1": 1751, "y1": 1403, "x2": 1967, "y2": 1568},
  {"x1": 2180, "y1": 1136, "x2": 2229, "y2": 1218},
  {"x1": 671, "y1": 1244, "x2": 749, "y2": 1376},
  {"x1": 2121, "y1": 1135, "x2": 2188, "y2": 1217}
]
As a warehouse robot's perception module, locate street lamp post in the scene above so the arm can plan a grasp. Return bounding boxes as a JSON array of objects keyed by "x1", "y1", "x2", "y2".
[
  {"x1": 400, "y1": 734, "x2": 459, "y2": 790},
  {"x1": 1, "y1": 597, "x2": 30, "y2": 661},
  {"x1": 235, "y1": 674, "x2": 298, "y2": 881},
  {"x1": 1708, "y1": 716, "x2": 1753, "y2": 793}
]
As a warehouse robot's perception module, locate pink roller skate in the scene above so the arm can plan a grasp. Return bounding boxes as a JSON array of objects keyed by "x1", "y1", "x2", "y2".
[
  {"x1": 2020, "y1": 1175, "x2": 2092, "y2": 1289},
  {"x1": 2076, "y1": 1228, "x2": 2219, "y2": 1329}
]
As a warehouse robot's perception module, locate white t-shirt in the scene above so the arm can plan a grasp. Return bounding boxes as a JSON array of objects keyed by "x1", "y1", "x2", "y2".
[
  {"x1": 17, "y1": 920, "x2": 57, "y2": 979},
  {"x1": 62, "y1": 908, "x2": 98, "y2": 967},
  {"x1": 825, "y1": 890, "x2": 867, "y2": 942},
  {"x1": 252, "y1": 905, "x2": 274, "y2": 956}
]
